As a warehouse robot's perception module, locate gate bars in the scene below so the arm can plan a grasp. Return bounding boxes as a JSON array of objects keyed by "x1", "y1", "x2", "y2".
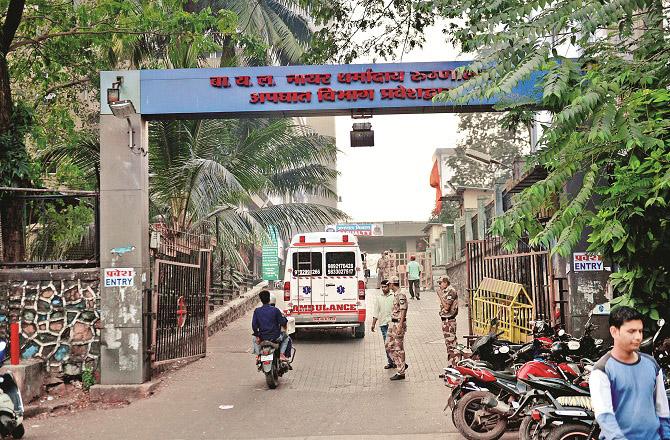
[
  {"x1": 465, "y1": 237, "x2": 562, "y2": 335},
  {"x1": 149, "y1": 227, "x2": 212, "y2": 368}
]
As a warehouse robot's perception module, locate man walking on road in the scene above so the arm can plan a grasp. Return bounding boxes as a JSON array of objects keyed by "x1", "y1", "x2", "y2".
[
  {"x1": 371, "y1": 279, "x2": 395, "y2": 369},
  {"x1": 385, "y1": 276, "x2": 409, "y2": 380},
  {"x1": 436, "y1": 276, "x2": 459, "y2": 366},
  {"x1": 406, "y1": 255, "x2": 422, "y2": 300},
  {"x1": 590, "y1": 306, "x2": 670, "y2": 440}
]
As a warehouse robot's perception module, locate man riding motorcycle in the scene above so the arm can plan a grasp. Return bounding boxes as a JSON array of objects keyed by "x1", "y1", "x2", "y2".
[{"x1": 252, "y1": 290, "x2": 291, "y2": 361}]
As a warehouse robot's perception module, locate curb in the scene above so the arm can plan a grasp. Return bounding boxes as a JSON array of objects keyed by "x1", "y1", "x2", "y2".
[
  {"x1": 207, "y1": 281, "x2": 266, "y2": 337},
  {"x1": 88, "y1": 378, "x2": 162, "y2": 404}
]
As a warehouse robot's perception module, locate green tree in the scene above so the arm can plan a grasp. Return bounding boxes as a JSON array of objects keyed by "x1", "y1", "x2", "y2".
[
  {"x1": 0, "y1": 0, "x2": 231, "y2": 261},
  {"x1": 149, "y1": 117, "x2": 345, "y2": 262},
  {"x1": 308, "y1": 1, "x2": 670, "y2": 316},
  {"x1": 190, "y1": 0, "x2": 312, "y2": 65},
  {"x1": 447, "y1": 112, "x2": 528, "y2": 188}
]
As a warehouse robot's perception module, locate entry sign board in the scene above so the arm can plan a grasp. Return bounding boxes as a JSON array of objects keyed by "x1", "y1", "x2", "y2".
[
  {"x1": 573, "y1": 253, "x2": 604, "y2": 271},
  {"x1": 104, "y1": 268, "x2": 135, "y2": 287},
  {"x1": 326, "y1": 223, "x2": 383, "y2": 236},
  {"x1": 135, "y1": 61, "x2": 542, "y2": 117},
  {"x1": 262, "y1": 227, "x2": 280, "y2": 281}
]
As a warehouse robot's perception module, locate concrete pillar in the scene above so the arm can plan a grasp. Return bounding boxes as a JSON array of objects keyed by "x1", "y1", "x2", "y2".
[
  {"x1": 405, "y1": 238, "x2": 417, "y2": 255},
  {"x1": 99, "y1": 113, "x2": 150, "y2": 384},
  {"x1": 464, "y1": 210, "x2": 474, "y2": 242},
  {"x1": 494, "y1": 177, "x2": 506, "y2": 216},
  {"x1": 454, "y1": 217, "x2": 463, "y2": 260},
  {"x1": 446, "y1": 225, "x2": 455, "y2": 263},
  {"x1": 477, "y1": 197, "x2": 487, "y2": 238}
]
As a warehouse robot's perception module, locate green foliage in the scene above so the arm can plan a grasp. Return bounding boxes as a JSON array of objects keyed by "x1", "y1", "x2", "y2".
[
  {"x1": 447, "y1": 112, "x2": 528, "y2": 188},
  {"x1": 149, "y1": 117, "x2": 346, "y2": 265},
  {"x1": 311, "y1": 0, "x2": 670, "y2": 317},
  {"x1": 29, "y1": 201, "x2": 95, "y2": 261},
  {"x1": 81, "y1": 365, "x2": 96, "y2": 391}
]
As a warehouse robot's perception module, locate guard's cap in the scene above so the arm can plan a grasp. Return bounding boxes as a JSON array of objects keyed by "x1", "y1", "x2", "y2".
[
  {"x1": 388, "y1": 275, "x2": 400, "y2": 284},
  {"x1": 381, "y1": 279, "x2": 389, "y2": 286},
  {"x1": 440, "y1": 276, "x2": 451, "y2": 284}
]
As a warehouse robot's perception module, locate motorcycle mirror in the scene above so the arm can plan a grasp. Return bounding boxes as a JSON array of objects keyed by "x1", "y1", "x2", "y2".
[
  {"x1": 659, "y1": 319, "x2": 666, "y2": 327},
  {"x1": 558, "y1": 329, "x2": 566, "y2": 337},
  {"x1": 499, "y1": 345, "x2": 510, "y2": 354}
]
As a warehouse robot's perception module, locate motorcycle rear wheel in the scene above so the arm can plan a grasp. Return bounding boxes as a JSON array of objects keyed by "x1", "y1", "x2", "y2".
[
  {"x1": 519, "y1": 415, "x2": 541, "y2": 440},
  {"x1": 452, "y1": 391, "x2": 508, "y2": 440},
  {"x1": 546, "y1": 423, "x2": 591, "y2": 440},
  {"x1": 12, "y1": 424, "x2": 24, "y2": 439},
  {"x1": 265, "y1": 367, "x2": 279, "y2": 389}
]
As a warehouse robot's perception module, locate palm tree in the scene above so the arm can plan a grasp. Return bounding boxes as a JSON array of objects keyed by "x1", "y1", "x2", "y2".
[
  {"x1": 149, "y1": 117, "x2": 344, "y2": 262},
  {"x1": 40, "y1": 119, "x2": 344, "y2": 264},
  {"x1": 190, "y1": 0, "x2": 313, "y2": 65}
]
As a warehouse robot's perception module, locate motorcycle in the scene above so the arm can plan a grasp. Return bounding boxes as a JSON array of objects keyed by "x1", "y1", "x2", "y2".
[
  {"x1": 445, "y1": 358, "x2": 592, "y2": 440},
  {"x1": 256, "y1": 317, "x2": 296, "y2": 389},
  {"x1": 525, "y1": 393, "x2": 597, "y2": 440},
  {"x1": 0, "y1": 341, "x2": 24, "y2": 439}
]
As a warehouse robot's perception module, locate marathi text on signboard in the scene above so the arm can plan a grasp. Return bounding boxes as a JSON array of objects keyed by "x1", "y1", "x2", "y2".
[
  {"x1": 325, "y1": 223, "x2": 383, "y2": 236},
  {"x1": 135, "y1": 61, "x2": 542, "y2": 116},
  {"x1": 104, "y1": 268, "x2": 135, "y2": 287},
  {"x1": 573, "y1": 253, "x2": 604, "y2": 271}
]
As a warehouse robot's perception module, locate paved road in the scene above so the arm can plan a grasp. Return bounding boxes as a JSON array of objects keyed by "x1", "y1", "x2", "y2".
[{"x1": 27, "y1": 288, "x2": 510, "y2": 440}]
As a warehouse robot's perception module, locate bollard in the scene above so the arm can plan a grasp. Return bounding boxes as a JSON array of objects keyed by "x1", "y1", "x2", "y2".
[{"x1": 10, "y1": 322, "x2": 19, "y2": 365}]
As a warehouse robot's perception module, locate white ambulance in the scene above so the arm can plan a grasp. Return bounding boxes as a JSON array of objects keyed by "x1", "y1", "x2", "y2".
[{"x1": 282, "y1": 232, "x2": 366, "y2": 338}]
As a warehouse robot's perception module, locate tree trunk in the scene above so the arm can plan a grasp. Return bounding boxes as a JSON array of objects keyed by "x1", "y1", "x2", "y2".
[
  {"x1": 0, "y1": 53, "x2": 25, "y2": 262},
  {"x1": 0, "y1": 198, "x2": 25, "y2": 262},
  {"x1": 0, "y1": 0, "x2": 28, "y2": 262}
]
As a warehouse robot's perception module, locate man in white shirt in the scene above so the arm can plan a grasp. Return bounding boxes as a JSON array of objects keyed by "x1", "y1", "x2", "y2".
[{"x1": 371, "y1": 279, "x2": 395, "y2": 369}]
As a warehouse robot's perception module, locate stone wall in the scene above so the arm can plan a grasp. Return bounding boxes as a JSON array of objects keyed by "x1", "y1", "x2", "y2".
[
  {"x1": 0, "y1": 269, "x2": 100, "y2": 376},
  {"x1": 445, "y1": 259, "x2": 468, "y2": 303}
]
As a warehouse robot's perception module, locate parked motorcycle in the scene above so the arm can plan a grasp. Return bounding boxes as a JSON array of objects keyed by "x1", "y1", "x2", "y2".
[
  {"x1": 526, "y1": 393, "x2": 597, "y2": 440},
  {"x1": 446, "y1": 358, "x2": 592, "y2": 440},
  {"x1": 0, "y1": 341, "x2": 24, "y2": 439}
]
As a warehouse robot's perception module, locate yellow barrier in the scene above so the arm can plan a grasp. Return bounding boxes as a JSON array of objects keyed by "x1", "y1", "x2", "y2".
[{"x1": 471, "y1": 277, "x2": 535, "y2": 343}]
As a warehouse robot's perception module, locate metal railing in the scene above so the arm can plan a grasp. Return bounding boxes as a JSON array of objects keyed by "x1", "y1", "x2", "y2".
[{"x1": 0, "y1": 187, "x2": 99, "y2": 268}]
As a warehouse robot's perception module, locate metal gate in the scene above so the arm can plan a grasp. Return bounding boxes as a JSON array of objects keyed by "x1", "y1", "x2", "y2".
[
  {"x1": 150, "y1": 227, "x2": 211, "y2": 368},
  {"x1": 466, "y1": 237, "x2": 561, "y2": 330},
  {"x1": 388, "y1": 251, "x2": 433, "y2": 290}
]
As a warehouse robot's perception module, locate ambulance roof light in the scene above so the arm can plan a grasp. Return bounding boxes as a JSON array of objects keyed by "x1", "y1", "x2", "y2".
[
  {"x1": 299, "y1": 235, "x2": 305, "y2": 243},
  {"x1": 342, "y1": 234, "x2": 349, "y2": 243}
]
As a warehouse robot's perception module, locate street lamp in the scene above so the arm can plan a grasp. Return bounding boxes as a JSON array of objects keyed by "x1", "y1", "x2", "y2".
[
  {"x1": 464, "y1": 148, "x2": 502, "y2": 166},
  {"x1": 106, "y1": 76, "x2": 143, "y2": 155}
]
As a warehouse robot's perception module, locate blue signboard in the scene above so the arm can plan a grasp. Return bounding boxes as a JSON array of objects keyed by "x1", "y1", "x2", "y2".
[{"x1": 131, "y1": 61, "x2": 541, "y2": 117}]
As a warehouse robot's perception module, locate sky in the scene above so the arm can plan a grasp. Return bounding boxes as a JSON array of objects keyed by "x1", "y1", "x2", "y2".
[{"x1": 334, "y1": 25, "x2": 470, "y2": 222}]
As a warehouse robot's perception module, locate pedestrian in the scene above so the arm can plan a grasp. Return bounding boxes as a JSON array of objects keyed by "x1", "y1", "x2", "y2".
[
  {"x1": 436, "y1": 276, "x2": 459, "y2": 366},
  {"x1": 406, "y1": 255, "x2": 422, "y2": 300},
  {"x1": 371, "y1": 279, "x2": 395, "y2": 369},
  {"x1": 376, "y1": 251, "x2": 389, "y2": 288},
  {"x1": 385, "y1": 275, "x2": 409, "y2": 380},
  {"x1": 590, "y1": 306, "x2": 670, "y2": 440}
]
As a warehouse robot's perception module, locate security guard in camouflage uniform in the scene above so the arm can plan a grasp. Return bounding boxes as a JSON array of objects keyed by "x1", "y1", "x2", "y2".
[
  {"x1": 385, "y1": 275, "x2": 409, "y2": 380},
  {"x1": 376, "y1": 251, "x2": 389, "y2": 288},
  {"x1": 437, "y1": 276, "x2": 460, "y2": 367}
]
